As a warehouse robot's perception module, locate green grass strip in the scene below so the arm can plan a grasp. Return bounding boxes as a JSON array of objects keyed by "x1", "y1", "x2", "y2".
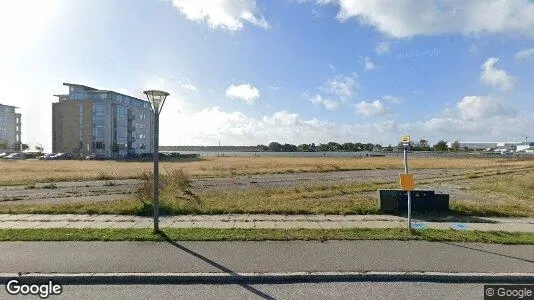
[{"x1": 0, "y1": 228, "x2": 532, "y2": 244}]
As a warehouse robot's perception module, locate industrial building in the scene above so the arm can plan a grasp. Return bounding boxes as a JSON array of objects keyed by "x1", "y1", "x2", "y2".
[
  {"x1": 52, "y1": 83, "x2": 153, "y2": 157},
  {"x1": 0, "y1": 103, "x2": 21, "y2": 150},
  {"x1": 457, "y1": 141, "x2": 532, "y2": 153}
]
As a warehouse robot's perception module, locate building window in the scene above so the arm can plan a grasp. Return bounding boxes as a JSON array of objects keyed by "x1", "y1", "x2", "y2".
[
  {"x1": 79, "y1": 104, "x2": 83, "y2": 140},
  {"x1": 92, "y1": 128, "x2": 105, "y2": 140},
  {"x1": 92, "y1": 103, "x2": 105, "y2": 115},
  {"x1": 92, "y1": 141, "x2": 105, "y2": 149}
]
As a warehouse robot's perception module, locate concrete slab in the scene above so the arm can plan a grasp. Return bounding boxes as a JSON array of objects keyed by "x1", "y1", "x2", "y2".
[
  {"x1": 0, "y1": 221, "x2": 38, "y2": 229},
  {"x1": 129, "y1": 222, "x2": 153, "y2": 229},
  {"x1": 167, "y1": 221, "x2": 196, "y2": 228},
  {"x1": 252, "y1": 221, "x2": 278, "y2": 229},
  {"x1": 232, "y1": 221, "x2": 255, "y2": 229},
  {"x1": 317, "y1": 221, "x2": 344, "y2": 229},
  {"x1": 190, "y1": 221, "x2": 215, "y2": 228},
  {"x1": 108, "y1": 222, "x2": 137, "y2": 229},
  {"x1": 210, "y1": 221, "x2": 237, "y2": 228},
  {"x1": 33, "y1": 221, "x2": 71, "y2": 228},
  {"x1": 0, "y1": 214, "x2": 34, "y2": 221}
]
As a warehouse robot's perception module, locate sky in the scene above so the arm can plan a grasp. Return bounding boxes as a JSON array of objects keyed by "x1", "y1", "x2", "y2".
[{"x1": 1, "y1": 0, "x2": 533, "y2": 150}]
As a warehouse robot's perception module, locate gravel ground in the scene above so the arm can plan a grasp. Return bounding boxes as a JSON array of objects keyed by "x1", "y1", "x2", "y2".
[{"x1": 0, "y1": 168, "x2": 505, "y2": 205}]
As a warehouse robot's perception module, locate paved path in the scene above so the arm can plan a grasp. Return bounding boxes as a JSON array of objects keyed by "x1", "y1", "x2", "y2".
[
  {"x1": 0, "y1": 214, "x2": 532, "y2": 232},
  {"x1": 1, "y1": 241, "x2": 533, "y2": 274}
]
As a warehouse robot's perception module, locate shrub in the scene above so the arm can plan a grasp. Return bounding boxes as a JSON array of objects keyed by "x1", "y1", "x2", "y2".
[
  {"x1": 135, "y1": 168, "x2": 201, "y2": 215},
  {"x1": 42, "y1": 183, "x2": 58, "y2": 189}
]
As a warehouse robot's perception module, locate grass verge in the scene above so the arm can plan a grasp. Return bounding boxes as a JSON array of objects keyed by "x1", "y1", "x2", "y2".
[{"x1": 0, "y1": 228, "x2": 532, "y2": 244}]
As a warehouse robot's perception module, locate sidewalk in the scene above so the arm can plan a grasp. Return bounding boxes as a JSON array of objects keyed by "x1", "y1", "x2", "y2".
[
  {"x1": 0, "y1": 214, "x2": 532, "y2": 232},
  {"x1": 0, "y1": 240, "x2": 533, "y2": 283}
]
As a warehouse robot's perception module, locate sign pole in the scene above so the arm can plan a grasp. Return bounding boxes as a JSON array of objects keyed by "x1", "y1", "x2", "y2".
[{"x1": 403, "y1": 145, "x2": 412, "y2": 232}]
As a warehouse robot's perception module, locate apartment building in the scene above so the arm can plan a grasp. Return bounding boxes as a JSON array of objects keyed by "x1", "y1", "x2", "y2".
[
  {"x1": 52, "y1": 83, "x2": 153, "y2": 157},
  {"x1": 0, "y1": 103, "x2": 22, "y2": 150}
]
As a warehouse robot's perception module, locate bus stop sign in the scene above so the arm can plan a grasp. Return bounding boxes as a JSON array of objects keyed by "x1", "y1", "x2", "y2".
[{"x1": 401, "y1": 135, "x2": 410, "y2": 146}]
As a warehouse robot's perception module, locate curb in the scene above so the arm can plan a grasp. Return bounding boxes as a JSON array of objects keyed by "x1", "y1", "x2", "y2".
[{"x1": 1, "y1": 272, "x2": 533, "y2": 285}]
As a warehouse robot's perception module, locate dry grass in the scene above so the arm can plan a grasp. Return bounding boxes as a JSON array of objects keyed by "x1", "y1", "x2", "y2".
[
  {"x1": 470, "y1": 172, "x2": 534, "y2": 202},
  {"x1": 1, "y1": 156, "x2": 533, "y2": 185},
  {"x1": 449, "y1": 171, "x2": 534, "y2": 217}
]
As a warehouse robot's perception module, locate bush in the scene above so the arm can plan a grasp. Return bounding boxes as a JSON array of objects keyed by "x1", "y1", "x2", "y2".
[
  {"x1": 135, "y1": 168, "x2": 201, "y2": 215},
  {"x1": 97, "y1": 171, "x2": 114, "y2": 180},
  {"x1": 42, "y1": 183, "x2": 58, "y2": 189}
]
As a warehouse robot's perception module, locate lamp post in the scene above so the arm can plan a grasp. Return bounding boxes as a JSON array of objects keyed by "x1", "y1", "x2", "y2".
[{"x1": 143, "y1": 90, "x2": 170, "y2": 233}]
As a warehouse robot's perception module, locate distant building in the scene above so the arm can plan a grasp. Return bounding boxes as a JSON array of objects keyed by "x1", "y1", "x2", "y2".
[
  {"x1": 52, "y1": 83, "x2": 153, "y2": 157},
  {"x1": 516, "y1": 142, "x2": 534, "y2": 152},
  {"x1": 455, "y1": 141, "x2": 534, "y2": 153},
  {"x1": 0, "y1": 103, "x2": 21, "y2": 150}
]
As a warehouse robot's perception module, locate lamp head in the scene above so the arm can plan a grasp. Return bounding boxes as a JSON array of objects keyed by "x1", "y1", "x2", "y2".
[{"x1": 143, "y1": 90, "x2": 169, "y2": 113}]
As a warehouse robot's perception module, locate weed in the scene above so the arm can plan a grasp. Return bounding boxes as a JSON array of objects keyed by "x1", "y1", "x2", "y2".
[{"x1": 42, "y1": 183, "x2": 58, "y2": 189}]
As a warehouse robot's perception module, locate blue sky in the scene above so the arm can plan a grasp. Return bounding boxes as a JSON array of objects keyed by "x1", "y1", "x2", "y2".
[{"x1": 1, "y1": 0, "x2": 533, "y2": 149}]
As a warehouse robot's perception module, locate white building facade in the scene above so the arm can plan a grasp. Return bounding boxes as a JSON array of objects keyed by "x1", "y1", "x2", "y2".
[{"x1": 0, "y1": 104, "x2": 21, "y2": 150}]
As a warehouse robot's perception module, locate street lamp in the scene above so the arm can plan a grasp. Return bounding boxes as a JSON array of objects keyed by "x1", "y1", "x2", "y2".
[{"x1": 143, "y1": 89, "x2": 170, "y2": 232}]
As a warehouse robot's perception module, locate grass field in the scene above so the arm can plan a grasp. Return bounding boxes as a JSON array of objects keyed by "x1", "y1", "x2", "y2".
[
  {"x1": 0, "y1": 228, "x2": 532, "y2": 244},
  {"x1": 1, "y1": 157, "x2": 533, "y2": 218},
  {"x1": 1, "y1": 156, "x2": 533, "y2": 185},
  {"x1": 2, "y1": 167, "x2": 533, "y2": 217}
]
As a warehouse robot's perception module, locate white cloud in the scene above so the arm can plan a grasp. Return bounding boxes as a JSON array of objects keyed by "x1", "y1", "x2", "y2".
[
  {"x1": 355, "y1": 100, "x2": 393, "y2": 117},
  {"x1": 319, "y1": 73, "x2": 358, "y2": 102},
  {"x1": 267, "y1": 85, "x2": 280, "y2": 90},
  {"x1": 160, "y1": 99, "x2": 530, "y2": 146},
  {"x1": 311, "y1": 8, "x2": 321, "y2": 18},
  {"x1": 382, "y1": 95, "x2": 404, "y2": 104},
  {"x1": 480, "y1": 57, "x2": 515, "y2": 91},
  {"x1": 309, "y1": 94, "x2": 339, "y2": 111},
  {"x1": 515, "y1": 48, "x2": 534, "y2": 60},
  {"x1": 375, "y1": 42, "x2": 390, "y2": 54},
  {"x1": 400, "y1": 94, "x2": 523, "y2": 142},
  {"x1": 171, "y1": 0, "x2": 269, "y2": 31},
  {"x1": 178, "y1": 81, "x2": 198, "y2": 92},
  {"x1": 364, "y1": 57, "x2": 374, "y2": 70},
  {"x1": 329, "y1": 63, "x2": 336, "y2": 70},
  {"x1": 226, "y1": 83, "x2": 260, "y2": 104},
  {"x1": 457, "y1": 95, "x2": 515, "y2": 120},
  {"x1": 318, "y1": 0, "x2": 534, "y2": 38},
  {"x1": 162, "y1": 106, "x2": 401, "y2": 145}
]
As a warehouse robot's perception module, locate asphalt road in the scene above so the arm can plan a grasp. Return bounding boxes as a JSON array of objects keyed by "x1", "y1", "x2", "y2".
[
  {"x1": 0, "y1": 282, "x2": 493, "y2": 299},
  {"x1": 1, "y1": 241, "x2": 532, "y2": 274}
]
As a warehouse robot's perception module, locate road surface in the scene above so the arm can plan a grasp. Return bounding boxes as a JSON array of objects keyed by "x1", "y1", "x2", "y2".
[
  {"x1": 0, "y1": 282, "x2": 490, "y2": 300},
  {"x1": 1, "y1": 240, "x2": 532, "y2": 274}
]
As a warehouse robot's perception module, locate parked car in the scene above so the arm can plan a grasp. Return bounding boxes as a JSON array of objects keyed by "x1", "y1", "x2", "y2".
[
  {"x1": 85, "y1": 153, "x2": 109, "y2": 160},
  {"x1": 0, "y1": 152, "x2": 9, "y2": 159},
  {"x1": 38, "y1": 153, "x2": 57, "y2": 160},
  {"x1": 5, "y1": 152, "x2": 26, "y2": 160},
  {"x1": 50, "y1": 152, "x2": 73, "y2": 160}
]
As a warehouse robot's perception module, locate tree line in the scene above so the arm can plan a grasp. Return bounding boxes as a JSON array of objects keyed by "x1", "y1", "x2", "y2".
[{"x1": 163, "y1": 140, "x2": 463, "y2": 153}]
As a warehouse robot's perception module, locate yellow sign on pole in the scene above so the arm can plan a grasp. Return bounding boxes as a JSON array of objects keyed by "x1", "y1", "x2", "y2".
[
  {"x1": 399, "y1": 174, "x2": 415, "y2": 191},
  {"x1": 401, "y1": 135, "x2": 411, "y2": 145}
]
